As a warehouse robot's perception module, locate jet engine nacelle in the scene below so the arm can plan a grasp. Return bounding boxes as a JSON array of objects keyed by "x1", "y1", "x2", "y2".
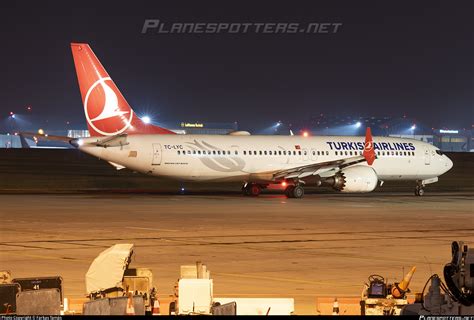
[{"x1": 333, "y1": 166, "x2": 378, "y2": 193}]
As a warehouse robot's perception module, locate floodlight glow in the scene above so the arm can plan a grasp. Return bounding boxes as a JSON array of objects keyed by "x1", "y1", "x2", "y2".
[
  {"x1": 355, "y1": 122, "x2": 361, "y2": 128},
  {"x1": 410, "y1": 124, "x2": 416, "y2": 130},
  {"x1": 142, "y1": 116, "x2": 151, "y2": 124}
]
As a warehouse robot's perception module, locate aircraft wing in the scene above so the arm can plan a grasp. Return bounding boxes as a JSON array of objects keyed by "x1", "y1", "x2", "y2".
[
  {"x1": 21, "y1": 132, "x2": 72, "y2": 142},
  {"x1": 272, "y1": 128, "x2": 377, "y2": 181}
]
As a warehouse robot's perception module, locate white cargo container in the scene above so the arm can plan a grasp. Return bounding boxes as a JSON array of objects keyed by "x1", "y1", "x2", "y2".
[
  {"x1": 213, "y1": 298, "x2": 294, "y2": 315},
  {"x1": 178, "y1": 279, "x2": 213, "y2": 315}
]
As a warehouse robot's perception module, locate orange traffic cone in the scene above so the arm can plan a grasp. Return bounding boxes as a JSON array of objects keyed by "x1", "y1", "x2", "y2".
[
  {"x1": 152, "y1": 298, "x2": 161, "y2": 316},
  {"x1": 392, "y1": 266, "x2": 416, "y2": 298},
  {"x1": 126, "y1": 293, "x2": 135, "y2": 316},
  {"x1": 332, "y1": 298, "x2": 339, "y2": 315}
]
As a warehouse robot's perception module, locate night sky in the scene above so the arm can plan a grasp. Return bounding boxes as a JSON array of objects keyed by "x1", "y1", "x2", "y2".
[{"x1": 1, "y1": 0, "x2": 473, "y2": 132}]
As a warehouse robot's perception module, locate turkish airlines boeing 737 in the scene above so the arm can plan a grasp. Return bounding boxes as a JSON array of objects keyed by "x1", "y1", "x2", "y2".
[{"x1": 69, "y1": 43, "x2": 453, "y2": 198}]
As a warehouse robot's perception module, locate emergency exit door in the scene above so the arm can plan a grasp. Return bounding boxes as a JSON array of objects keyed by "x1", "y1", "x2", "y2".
[
  {"x1": 152, "y1": 143, "x2": 162, "y2": 165},
  {"x1": 424, "y1": 147, "x2": 431, "y2": 165}
]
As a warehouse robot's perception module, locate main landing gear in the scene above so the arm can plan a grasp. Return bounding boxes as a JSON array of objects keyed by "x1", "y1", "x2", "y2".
[
  {"x1": 242, "y1": 182, "x2": 305, "y2": 198},
  {"x1": 242, "y1": 183, "x2": 262, "y2": 197},
  {"x1": 285, "y1": 184, "x2": 304, "y2": 199}
]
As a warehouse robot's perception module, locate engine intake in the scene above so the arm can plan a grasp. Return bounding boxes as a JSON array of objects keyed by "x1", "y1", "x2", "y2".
[{"x1": 326, "y1": 166, "x2": 378, "y2": 193}]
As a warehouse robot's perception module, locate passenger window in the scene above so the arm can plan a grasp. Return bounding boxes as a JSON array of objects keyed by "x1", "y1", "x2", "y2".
[
  {"x1": 212, "y1": 150, "x2": 216, "y2": 155},
  {"x1": 259, "y1": 151, "x2": 262, "y2": 155},
  {"x1": 193, "y1": 150, "x2": 196, "y2": 154},
  {"x1": 298, "y1": 151, "x2": 301, "y2": 155},
  {"x1": 177, "y1": 150, "x2": 180, "y2": 155},
  {"x1": 243, "y1": 151, "x2": 247, "y2": 155},
  {"x1": 235, "y1": 150, "x2": 238, "y2": 155},
  {"x1": 187, "y1": 150, "x2": 191, "y2": 154},
  {"x1": 279, "y1": 151, "x2": 282, "y2": 155},
  {"x1": 264, "y1": 151, "x2": 267, "y2": 155}
]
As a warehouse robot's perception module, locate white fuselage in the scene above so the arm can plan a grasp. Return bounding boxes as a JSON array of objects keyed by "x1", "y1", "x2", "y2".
[{"x1": 79, "y1": 134, "x2": 453, "y2": 183}]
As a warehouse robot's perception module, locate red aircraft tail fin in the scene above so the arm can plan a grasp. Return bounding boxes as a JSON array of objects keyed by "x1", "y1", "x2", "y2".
[
  {"x1": 70, "y1": 43, "x2": 175, "y2": 137},
  {"x1": 363, "y1": 127, "x2": 376, "y2": 165}
]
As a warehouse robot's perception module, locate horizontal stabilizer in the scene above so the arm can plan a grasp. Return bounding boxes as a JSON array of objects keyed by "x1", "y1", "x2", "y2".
[{"x1": 94, "y1": 134, "x2": 129, "y2": 148}]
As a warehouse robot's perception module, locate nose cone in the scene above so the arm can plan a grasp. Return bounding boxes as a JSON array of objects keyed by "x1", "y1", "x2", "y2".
[{"x1": 443, "y1": 155, "x2": 453, "y2": 173}]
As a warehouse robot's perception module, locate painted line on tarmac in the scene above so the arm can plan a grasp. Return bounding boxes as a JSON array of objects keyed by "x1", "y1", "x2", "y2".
[
  {"x1": 4, "y1": 250, "x2": 91, "y2": 263},
  {"x1": 213, "y1": 272, "x2": 360, "y2": 287},
  {"x1": 126, "y1": 226, "x2": 180, "y2": 232},
  {"x1": 5, "y1": 227, "x2": 473, "y2": 244}
]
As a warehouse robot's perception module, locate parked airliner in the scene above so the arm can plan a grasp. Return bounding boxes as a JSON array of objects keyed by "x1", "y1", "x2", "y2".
[{"x1": 69, "y1": 43, "x2": 453, "y2": 198}]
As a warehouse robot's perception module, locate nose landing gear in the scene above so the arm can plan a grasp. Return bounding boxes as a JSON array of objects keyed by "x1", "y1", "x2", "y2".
[{"x1": 415, "y1": 184, "x2": 425, "y2": 196}]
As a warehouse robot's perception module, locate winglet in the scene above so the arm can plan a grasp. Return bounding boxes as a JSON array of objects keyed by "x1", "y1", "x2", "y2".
[{"x1": 363, "y1": 127, "x2": 376, "y2": 165}]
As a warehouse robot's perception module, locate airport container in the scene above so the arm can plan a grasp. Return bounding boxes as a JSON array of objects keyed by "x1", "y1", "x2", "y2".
[
  {"x1": 212, "y1": 297, "x2": 294, "y2": 315},
  {"x1": 178, "y1": 279, "x2": 213, "y2": 315}
]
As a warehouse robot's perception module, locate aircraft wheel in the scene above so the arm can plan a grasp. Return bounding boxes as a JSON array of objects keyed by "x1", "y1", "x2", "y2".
[
  {"x1": 292, "y1": 185, "x2": 305, "y2": 199},
  {"x1": 285, "y1": 185, "x2": 295, "y2": 198},
  {"x1": 414, "y1": 186, "x2": 425, "y2": 196},
  {"x1": 249, "y1": 184, "x2": 261, "y2": 197}
]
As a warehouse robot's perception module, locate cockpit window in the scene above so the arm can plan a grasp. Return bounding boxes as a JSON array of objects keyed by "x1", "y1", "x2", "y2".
[{"x1": 435, "y1": 150, "x2": 443, "y2": 155}]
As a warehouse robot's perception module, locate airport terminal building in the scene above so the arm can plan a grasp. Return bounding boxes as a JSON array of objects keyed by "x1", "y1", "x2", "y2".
[{"x1": 0, "y1": 118, "x2": 472, "y2": 151}]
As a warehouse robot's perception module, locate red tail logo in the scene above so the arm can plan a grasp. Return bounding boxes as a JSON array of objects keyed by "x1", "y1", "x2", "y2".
[
  {"x1": 84, "y1": 77, "x2": 133, "y2": 135},
  {"x1": 71, "y1": 43, "x2": 175, "y2": 136},
  {"x1": 363, "y1": 127, "x2": 376, "y2": 165}
]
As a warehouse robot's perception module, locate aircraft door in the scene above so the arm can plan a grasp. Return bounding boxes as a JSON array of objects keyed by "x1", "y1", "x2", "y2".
[
  {"x1": 152, "y1": 143, "x2": 162, "y2": 165},
  {"x1": 424, "y1": 147, "x2": 431, "y2": 165}
]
